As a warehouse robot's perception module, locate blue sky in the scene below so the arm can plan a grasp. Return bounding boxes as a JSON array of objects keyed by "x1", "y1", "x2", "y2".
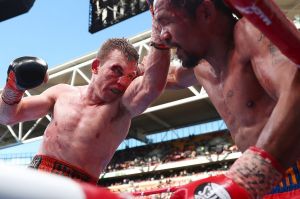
[
  {"x1": 0, "y1": 139, "x2": 41, "y2": 155},
  {"x1": 0, "y1": 120, "x2": 228, "y2": 157},
  {"x1": 0, "y1": 0, "x2": 152, "y2": 88}
]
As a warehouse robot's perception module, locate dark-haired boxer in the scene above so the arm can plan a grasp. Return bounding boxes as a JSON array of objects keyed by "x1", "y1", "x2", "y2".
[
  {"x1": 149, "y1": 0, "x2": 300, "y2": 198},
  {"x1": 0, "y1": 37, "x2": 170, "y2": 184}
]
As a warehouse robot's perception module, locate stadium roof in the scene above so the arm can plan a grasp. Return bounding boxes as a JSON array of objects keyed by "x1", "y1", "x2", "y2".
[{"x1": 0, "y1": 30, "x2": 220, "y2": 147}]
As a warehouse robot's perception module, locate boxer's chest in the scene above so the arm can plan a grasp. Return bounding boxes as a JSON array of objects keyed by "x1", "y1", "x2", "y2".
[
  {"x1": 52, "y1": 96, "x2": 131, "y2": 139},
  {"x1": 196, "y1": 59, "x2": 275, "y2": 135}
]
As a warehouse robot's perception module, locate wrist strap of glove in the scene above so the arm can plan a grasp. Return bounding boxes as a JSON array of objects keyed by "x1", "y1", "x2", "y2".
[
  {"x1": 226, "y1": 146, "x2": 284, "y2": 199},
  {"x1": 149, "y1": 41, "x2": 170, "y2": 50},
  {"x1": 249, "y1": 146, "x2": 285, "y2": 174},
  {"x1": 2, "y1": 86, "x2": 24, "y2": 105},
  {"x1": 2, "y1": 72, "x2": 24, "y2": 105}
]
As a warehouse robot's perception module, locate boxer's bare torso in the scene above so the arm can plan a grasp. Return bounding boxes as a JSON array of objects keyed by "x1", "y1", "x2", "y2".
[
  {"x1": 178, "y1": 19, "x2": 300, "y2": 166},
  {"x1": 39, "y1": 85, "x2": 131, "y2": 178},
  {"x1": 195, "y1": 51, "x2": 274, "y2": 152},
  {"x1": 35, "y1": 49, "x2": 169, "y2": 178}
]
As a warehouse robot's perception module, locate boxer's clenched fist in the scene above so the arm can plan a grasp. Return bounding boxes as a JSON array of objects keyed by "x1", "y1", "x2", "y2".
[{"x1": 2, "y1": 56, "x2": 48, "y2": 105}]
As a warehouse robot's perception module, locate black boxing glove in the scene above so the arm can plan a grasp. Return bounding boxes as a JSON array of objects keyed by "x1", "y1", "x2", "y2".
[{"x1": 2, "y1": 56, "x2": 48, "y2": 105}]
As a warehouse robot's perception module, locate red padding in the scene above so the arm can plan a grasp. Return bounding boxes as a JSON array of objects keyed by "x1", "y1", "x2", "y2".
[{"x1": 226, "y1": 0, "x2": 300, "y2": 65}]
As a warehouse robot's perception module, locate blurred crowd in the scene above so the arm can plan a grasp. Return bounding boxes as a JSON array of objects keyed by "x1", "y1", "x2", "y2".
[
  {"x1": 108, "y1": 166, "x2": 230, "y2": 196},
  {"x1": 103, "y1": 131, "x2": 239, "y2": 173},
  {"x1": 99, "y1": 131, "x2": 241, "y2": 196}
]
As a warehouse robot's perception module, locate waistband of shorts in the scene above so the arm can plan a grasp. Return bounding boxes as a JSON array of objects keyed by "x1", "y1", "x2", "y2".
[
  {"x1": 269, "y1": 160, "x2": 300, "y2": 194},
  {"x1": 29, "y1": 154, "x2": 98, "y2": 184}
]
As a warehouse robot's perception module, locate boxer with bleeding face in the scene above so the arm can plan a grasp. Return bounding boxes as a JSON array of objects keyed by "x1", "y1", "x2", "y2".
[{"x1": 0, "y1": 38, "x2": 170, "y2": 184}]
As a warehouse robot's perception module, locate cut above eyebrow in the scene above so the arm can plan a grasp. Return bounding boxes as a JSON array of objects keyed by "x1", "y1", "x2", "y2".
[
  {"x1": 112, "y1": 64, "x2": 123, "y2": 70},
  {"x1": 111, "y1": 65, "x2": 124, "y2": 74},
  {"x1": 156, "y1": 11, "x2": 176, "y2": 24}
]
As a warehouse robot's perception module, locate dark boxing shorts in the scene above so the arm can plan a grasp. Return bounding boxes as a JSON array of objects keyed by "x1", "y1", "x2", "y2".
[
  {"x1": 264, "y1": 160, "x2": 300, "y2": 199},
  {"x1": 29, "y1": 155, "x2": 97, "y2": 184}
]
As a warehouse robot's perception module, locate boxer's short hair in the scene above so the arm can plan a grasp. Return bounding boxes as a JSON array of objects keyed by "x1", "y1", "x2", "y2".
[
  {"x1": 98, "y1": 38, "x2": 139, "y2": 64},
  {"x1": 169, "y1": 0, "x2": 232, "y2": 18}
]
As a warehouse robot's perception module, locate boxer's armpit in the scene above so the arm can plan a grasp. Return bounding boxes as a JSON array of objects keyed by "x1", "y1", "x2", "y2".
[{"x1": 268, "y1": 43, "x2": 286, "y2": 66}]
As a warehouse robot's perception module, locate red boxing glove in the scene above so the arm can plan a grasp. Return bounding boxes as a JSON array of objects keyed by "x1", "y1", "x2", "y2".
[
  {"x1": 2, "y1": 56, "x2": 48, "y2": 105},
  {"x1": 171, "y1": 146, "x2": 284, "y2": 199},
  {"x1": 170, "y1": 174, "x2": 251, "y2": 199},
  {"x1": 80, "y1": 182, "x2": 133, "y2": 199}
]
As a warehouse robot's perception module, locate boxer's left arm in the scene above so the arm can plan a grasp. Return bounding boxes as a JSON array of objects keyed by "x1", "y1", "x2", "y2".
[
  {"x1": 254, "y1": 49, "x2": 300, "y2": 167},
  {"x1": 121, "y1": 11, "x2": 170, "y2": 117},
  {"x1": 241, "y1": 20, "x2": 300, "y2": 169},
  {"x1": 121, "y1": 47, "x2": 170, "y2": 117}
]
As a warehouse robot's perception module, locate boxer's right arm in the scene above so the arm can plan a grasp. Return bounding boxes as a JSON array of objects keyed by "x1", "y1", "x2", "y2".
[
  {"x1": 166, "y1": 64, "x2": 198, "y2": 90},
  {"x1": 0, "y1": 57, "x2": 54, "y2": 125},
  {"x1": 170, "y1": 146, "x2": 284, "y2": 199},
  {"x1": 2, "y1": 56, "x2": 48, "y2": 105},
  {"x1": 121, "y1": 3, "x2": 171, "y2": 117},
  {"x1": 0, "y1": 86, "x2": 57, "y2": 125}
]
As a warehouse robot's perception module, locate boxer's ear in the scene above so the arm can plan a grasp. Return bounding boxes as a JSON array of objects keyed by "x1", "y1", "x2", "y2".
[{"x1": 91, "y1": 58, "x2": 100, "y2": 74}]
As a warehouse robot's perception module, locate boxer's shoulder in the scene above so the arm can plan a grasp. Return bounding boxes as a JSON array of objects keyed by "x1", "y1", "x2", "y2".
[
  {"x1": 42, "y1": 83, "x2": 78, "y2": 99},
  {"x1": 234, "y1": 18, "x2": 268, "y2": 60}
]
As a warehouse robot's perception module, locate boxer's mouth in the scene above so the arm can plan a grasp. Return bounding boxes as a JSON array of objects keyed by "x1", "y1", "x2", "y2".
[{"x1": 111, "y1": 88, "x2": 123, "y2": 95}]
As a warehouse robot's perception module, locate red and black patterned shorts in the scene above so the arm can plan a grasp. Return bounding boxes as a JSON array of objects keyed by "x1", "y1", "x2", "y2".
[{"x1": 29, "y1": 154, "x2": 97, "y2": 184}]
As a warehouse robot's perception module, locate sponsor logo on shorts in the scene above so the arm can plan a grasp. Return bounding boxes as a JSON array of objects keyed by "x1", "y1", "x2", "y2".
[
  {"x1": 28, "y1": 156, "x2": 42, "y2": 168},
  {"x1": 194, "y1": 183, "x2": 231, "y2": 199},
  {"x1": 53, "y1": 162, "x2": 90, "y2": 182}
]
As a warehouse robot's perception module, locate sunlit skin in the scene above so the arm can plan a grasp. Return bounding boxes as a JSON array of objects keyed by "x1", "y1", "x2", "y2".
[
  {"x1": 40, "y1": 50, "x2": 139, "y2": 175},
  {"x1": 155, "y1": 0, "x2": 300, "y2": 169},
  {"x1": 0, "y1": 48, "x2": 170, "y2": 179}
]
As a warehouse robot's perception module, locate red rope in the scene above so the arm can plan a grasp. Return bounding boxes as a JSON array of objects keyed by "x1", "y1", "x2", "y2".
[
  {"x1": 225, "y1": 0, "x2": 300, "y2": 65},
  {"x1": 132, "y1": 186, "x2": 179, "y2": 196}
]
